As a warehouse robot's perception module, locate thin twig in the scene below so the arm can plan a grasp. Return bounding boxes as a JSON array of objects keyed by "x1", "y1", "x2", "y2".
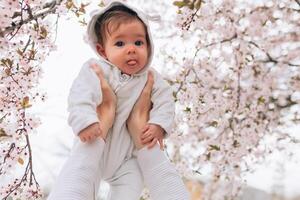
[
  {"x1": 205, "y1": 33, "x2": 237, "y2": 48},
  {"x1": 1, "y1": 0, "x2": 62, "y2": 36},
  {"x1": 249, "y1": 41, "x2": 300, "y2": 67}
]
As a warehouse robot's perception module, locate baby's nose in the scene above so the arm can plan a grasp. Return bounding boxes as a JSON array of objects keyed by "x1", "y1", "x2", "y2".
[{"x1": 127, "y1": 44, "x2": 136, "y2": 54}]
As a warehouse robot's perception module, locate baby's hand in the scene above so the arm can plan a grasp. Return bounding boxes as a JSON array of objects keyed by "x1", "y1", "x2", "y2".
[
  {"x1": 141, "y1": 123, "x2": 164, "y2": 149},
  {"x1": 78, "y1": 122, "x2": 102, "y2": 143}
]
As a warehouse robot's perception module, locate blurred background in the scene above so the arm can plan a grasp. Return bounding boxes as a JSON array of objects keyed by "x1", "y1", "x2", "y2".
[{"x1": 28, "y1": 1, "x2": 300, "y2": 199}]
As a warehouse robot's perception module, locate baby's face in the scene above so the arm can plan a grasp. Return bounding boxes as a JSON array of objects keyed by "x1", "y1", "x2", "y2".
[{"x1": 100, "y1": 20, "x2": 148, "y2": 75}]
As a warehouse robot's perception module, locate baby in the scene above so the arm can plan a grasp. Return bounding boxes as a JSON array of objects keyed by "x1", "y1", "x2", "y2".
[{"x1": 48, "y1": 1, "x2": 189, "y2": 199}]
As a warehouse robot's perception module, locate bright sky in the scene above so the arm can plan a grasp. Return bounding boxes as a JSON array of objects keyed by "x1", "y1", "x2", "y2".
[{"x1": 28, "y1": 4, "x2": 300, "y2": 199}]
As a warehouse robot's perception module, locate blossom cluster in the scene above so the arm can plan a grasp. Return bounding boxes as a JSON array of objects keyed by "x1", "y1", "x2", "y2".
[
  {"x1": 0, "y1": 0, "x2": 71, "y2": 199},
  {"x1": 166, "y1": 0, "x2": 300, "y2": 199}
]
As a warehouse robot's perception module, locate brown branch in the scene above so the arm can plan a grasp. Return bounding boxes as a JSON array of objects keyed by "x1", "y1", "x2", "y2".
[
  {"x1": 2, "y1": 110, "x2": 39, "y2": 199},
  {"x1": 8, "y1": 0, "x2": 26, "y2": 40},
  {"x1": 191, "y1": 68, "x2": 202, "y2": 84},
  {"x1": 0, "y1": 0, "x2": 63, "y2": 37},
  {"x1": 205, "y1": 33, "x2": 237, "y2": 48},
  {"x1": 0, "y1": 113, "x2": 8, "y2": 123},
  {"x1": 175, "y1": 68, "x2": 192, "y2": 97},
  {"x1": 249, "y1": 41, "x2": 300, "y2": 67},
  {"x1": 2, "y1": 143, "x2": 15, "y2": 163},
  {"x1": 25, "y1": 136, "x2": 36, "y2": 186},
  {"x1": 22, "y1": 37, "x2": 32, "y2": 54},
  {"x1": 182, "y1": 7, "x2": 201, "y2": 31},
  {"x1": 236, "y1": 66, "x2": 241, "y2": 110}
]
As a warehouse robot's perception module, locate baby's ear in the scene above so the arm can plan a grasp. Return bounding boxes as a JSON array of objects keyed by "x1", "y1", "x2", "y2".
[{"x1": 96, "y1": 43, "x2": 107, "y2": 58}]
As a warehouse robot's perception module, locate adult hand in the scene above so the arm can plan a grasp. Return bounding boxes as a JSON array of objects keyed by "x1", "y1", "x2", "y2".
[
  {"x1": 127, "y1": 71, "x2": 163, "y2": 150},
  {"x1": 90, "y1": 63, "x2": 117, "y2": 140}
]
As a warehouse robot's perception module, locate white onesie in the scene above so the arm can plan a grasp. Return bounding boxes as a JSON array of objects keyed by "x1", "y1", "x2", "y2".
[{"x1": 47, "y1": 1, "x2": 189, "y2": 200}]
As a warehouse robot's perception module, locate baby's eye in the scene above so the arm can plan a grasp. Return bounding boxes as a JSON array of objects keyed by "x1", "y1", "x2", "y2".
[
  {"x1": 135, "y1": 40, "x2": 144, "y2": 46},
  {"x1": 115, "y1": 41, "x2": 124, "y2": 47}
]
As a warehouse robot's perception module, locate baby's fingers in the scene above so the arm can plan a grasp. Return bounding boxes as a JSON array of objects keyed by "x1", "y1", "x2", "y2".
[
  {"x1": 158, "y1": 138, "x2": 164, "y2": 150},
  {"x1": 88, "y1": 129, "x2": 101, "y2": 143},
  {"x1": 79, "y1": 135, "x2": 86, "y2": 142},
  {"x1": 147, "y1": 138, "x2": 158, "y2": 149},
  {"x1": 87, "y1": 135, "x2": 93, "y2": 142},
  {"x1": 90, "y1": 133, "x2": 97, "y2": 142},
  {"x1": 141, "y1": 134, "x2": 153, "y2": 144},
  {"x1": 140, "y1": 130, "x2": 151, "y2": 139}
]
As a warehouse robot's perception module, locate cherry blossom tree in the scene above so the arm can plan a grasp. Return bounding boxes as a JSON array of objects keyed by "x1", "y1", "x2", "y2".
[
  {"x1": 164, "y1": 0, "x2": 300, "y2": 199},
  {"x1": 1, "y1": 0, "x2": 300, "y2": 199},
  {"x1": 0, "y1": 0, "x2": 89, "y2": 198}
]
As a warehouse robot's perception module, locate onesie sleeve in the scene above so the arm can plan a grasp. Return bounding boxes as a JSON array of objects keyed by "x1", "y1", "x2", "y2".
[
  {"x1": 148, "y1": 70, "x2": 175, "y2": 137},
  {"x1": 67, "y1": 59, "x2": 103, "y2": 136}
]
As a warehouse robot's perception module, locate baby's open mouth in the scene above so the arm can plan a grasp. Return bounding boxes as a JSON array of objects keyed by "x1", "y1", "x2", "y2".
[{"x1": 127, "y1": 60, "x2": 137, "y2": 65}]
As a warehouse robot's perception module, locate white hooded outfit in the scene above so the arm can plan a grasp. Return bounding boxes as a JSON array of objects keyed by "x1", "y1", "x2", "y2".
[{"x1": 47, "y1": 1, "x2": 189, "y2": 200}]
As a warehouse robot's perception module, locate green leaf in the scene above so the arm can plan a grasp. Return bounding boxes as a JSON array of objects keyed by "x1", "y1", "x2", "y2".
[
  {"x1": 172, "y1": 91, "x2": 177, "y2": 98},
  {"x1": 0, "y1": 116, "x2": 5, "y2": 124},
  {"x1": 21, "y1": 96, "x2": 32, "y2": 109},
  {"x1": 98, "y1": 0, "x2": 105, "y2": 7},
  {"x1": 209, "y1": 144, "x2": 220, "y2": 151},
  {"x1": 257, "y1": 96, "x2": 265, "y2": 104},
  {"x1": 7, "y1": 58, "x2": 13, "y2": 66},
  {"x1": 188, "y1": 3, "x2": 194, "y2": 10},
  {"x1": 79, "y1": 19, "x2": 87, "y2": 26},
  {"x1": 39, "y1": 26, "x2": 48, "y2": 40},
  {"x1": 210, "y1": 121, "x2": 218, "y2": 127},
  {"x1": 195, "y1": 0, "x2": 202, "y2": 9},
  {"x1": 173, "y1": 1, "x2": 187, "y2": 8},
  {"x1": 184, "y1": 107, "x2": 191, "y2": 112},
  {"x1": 206, "y1": 152, "x2": 211, "y2": 160},
  {"x1": 75, "y1": 11, "x2": 80, "y2": 17},
  {"x1": 1, "y1": 58, "x2": 13, "y2": 68},
  {"x1": 0, "y1": 128, "x2": 8, "y2": 137},
  {"x1": 78, "y1": 3, "x2": 88, "y2": 13},
  {"x1": 65, "y1": 0, "x2": 74, "y2": 10},
  {"x1": 233, "y1": 140, "x2": 240, "y2": 148},
  {"x1": 17, "y1": 48, "x2": 23, "y2": 56},
  {"x1": 223, "y1": 84, "x2": 229, "y2": 91}
]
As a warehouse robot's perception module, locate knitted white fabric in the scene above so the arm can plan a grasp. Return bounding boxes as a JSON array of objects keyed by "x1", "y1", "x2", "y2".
[
  {"x1": 137, "y1": 145, "x2": 190, "y2": 200},
  {"x1": 47, "y1": 138, "x2": 105, "y2": 200}
]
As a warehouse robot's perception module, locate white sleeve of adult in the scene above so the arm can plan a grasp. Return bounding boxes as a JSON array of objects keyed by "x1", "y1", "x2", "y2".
[
  {"x1": 137, "y1": 145, "x2": 190, "y2": 200},
  {"x1": 67, "y1": 60, "x2": 103, "y2": 136},
  {"x1": 47, "y1": 138, "x2": 105, "y2": 200},
  {"x1": 148, "y1": 69, "x2": 175, "y2": 137}
]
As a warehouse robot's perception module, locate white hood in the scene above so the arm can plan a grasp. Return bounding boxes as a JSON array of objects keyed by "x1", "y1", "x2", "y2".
[{"x1": 86, "y1": 1, "x2": 155, "y2": 75}]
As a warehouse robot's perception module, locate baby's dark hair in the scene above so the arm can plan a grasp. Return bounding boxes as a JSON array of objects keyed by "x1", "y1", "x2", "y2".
[{"x1": 94, "y1": 5, "x2": 150, "y2": 47}]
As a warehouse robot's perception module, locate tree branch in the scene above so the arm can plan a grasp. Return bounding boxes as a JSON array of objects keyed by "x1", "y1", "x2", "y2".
[
  {"x1": 249, "y1": 41, "x2": 300, "y2": 67},
  {"x1": 203, "y1": 33, "x2": 237, "y2": 48},
  {"x1": 0, "y1": 0, "x2": 63, "y2": 37},
  {"x1": 2, "y1": 110, "x2": 40, "y2": 199}
]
